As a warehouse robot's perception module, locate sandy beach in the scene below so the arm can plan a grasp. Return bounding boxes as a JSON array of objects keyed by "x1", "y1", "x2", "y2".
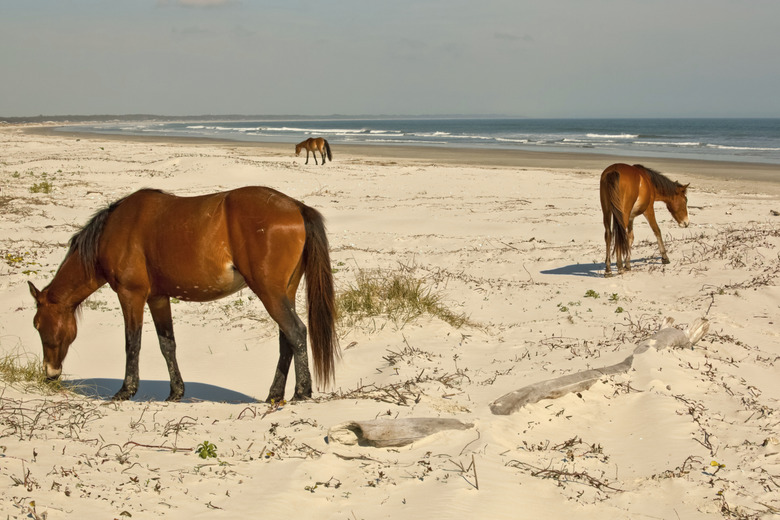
[{"x1": 1, "y1": 124, "x2": 779, "y2": 519}]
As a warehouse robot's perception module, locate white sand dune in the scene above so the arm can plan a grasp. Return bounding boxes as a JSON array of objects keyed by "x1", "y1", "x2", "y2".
[{"x1": 1, "y1": 125, "x2": 778, "y2": 519}]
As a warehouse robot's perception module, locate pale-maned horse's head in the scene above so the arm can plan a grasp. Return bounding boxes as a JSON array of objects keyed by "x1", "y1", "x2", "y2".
[
  {"x1": 666, "y1": 183, "x2": 690, "y2": 228},
  {"x1": 295, "y1": 143, "x2": 303, "y2": 157},
  {"x1": 28, "y1": 281, "x2": 77, "y2": 380}
]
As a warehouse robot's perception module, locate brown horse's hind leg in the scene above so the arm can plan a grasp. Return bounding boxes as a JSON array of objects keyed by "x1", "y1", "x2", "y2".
[
  {"x1": 148, "y1": 296, "x2": 185, "y2": 401},
  {"x1": 602, "y1": 212, "x2": 613, "y2": 277},
  {"x1": 625, "y1": 217, "x2": 635, "y2": 271},
  {"x1": 262, "y1": 294, "x2": 311, "y2": 402}
]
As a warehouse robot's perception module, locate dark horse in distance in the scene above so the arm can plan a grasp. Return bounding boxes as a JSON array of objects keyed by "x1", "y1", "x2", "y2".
[
  {"x1": 28, "y1": 187, "x2": 339, "y2": 402},
  {"x1": 600, "y1": 163, "x2": 689, "y2": 276},
  {"x1": 295, "y1": 137, "x2": 332, "y2": 165}
]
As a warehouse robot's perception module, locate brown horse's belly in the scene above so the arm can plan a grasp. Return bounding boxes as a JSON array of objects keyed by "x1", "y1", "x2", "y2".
[{"x1": 156, "y1": 263, "x2": 247, "y2": 302}]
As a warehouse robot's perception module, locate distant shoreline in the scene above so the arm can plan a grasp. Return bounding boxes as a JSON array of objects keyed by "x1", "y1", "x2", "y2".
[{"x1": 18, "y1": 123, "x2": 780, "y2": 192}]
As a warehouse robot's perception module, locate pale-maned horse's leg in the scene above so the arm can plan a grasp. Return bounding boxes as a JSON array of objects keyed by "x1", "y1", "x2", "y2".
[
  {"x1": 113, "y1": 289, "x2": 147, "y2": 401},
  {"x1": 602, "y1": 209, "x2": 613, "y2": 276},
  {"x1": 305, "y1": 149, "x2": 310, "y2": 165},
  {"x1": 615, "y1": 212, "x2": 625, "y2": 274},
  {"x1": 625, "y1": 216, "x2": 635, "y2": 271},
  {"x1": 600, "y1": 179, "x2": 613, "y2": 276},
  {"x1": 148, "y1": 296, "x2": 185, "y2": 401},
  {"x1": 312, "y1": 147, "x2": 319, "y2": 165},
  {"x1": 319, "y1": 144, "x2": 326, "y2": 165},
  {"x1": 643, "y1": 205, "x2": 670, "y2": 264}
]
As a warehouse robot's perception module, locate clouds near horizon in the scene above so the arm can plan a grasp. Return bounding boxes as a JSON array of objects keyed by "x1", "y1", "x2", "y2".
[{"x1": 1, "y1": 0, "x2": 778, "y2": 118}]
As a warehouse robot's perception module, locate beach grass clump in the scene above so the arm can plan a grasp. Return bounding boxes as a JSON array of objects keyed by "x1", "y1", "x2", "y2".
[
  {"x1": 0, "y1": 350, "x2": 63, "y2": 393},
  {"x1": 337, "y1": 265, "x2": 473, "y2": 328}
]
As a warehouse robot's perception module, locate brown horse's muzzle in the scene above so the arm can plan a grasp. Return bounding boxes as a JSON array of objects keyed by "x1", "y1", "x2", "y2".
[{"x1": 44, "y1": 362, "x2": 62, "y2": 380}]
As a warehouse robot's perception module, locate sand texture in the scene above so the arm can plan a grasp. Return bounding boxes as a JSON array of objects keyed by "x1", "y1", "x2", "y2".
[{"x1": 1, "y1": 125, "x2": 779, "y2": 519}]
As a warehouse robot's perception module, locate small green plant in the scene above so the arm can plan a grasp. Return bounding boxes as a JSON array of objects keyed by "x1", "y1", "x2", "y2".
[
  {"x1": 584, "y1": 289, "x2": 600, "y2": 299},
  {"x1": 608, "y1": 293, "x2": 619, "y2": 302},
  {"x1": 332, "y1": 260, "x2": 346, "y2": 274},
  {"x1": 4, "y1": 250, "x2": 40, "y2": 274},
  {"x1": 195, "y1": 441, "x2": 218, "y2": 459},
  {"x1": 615, "y1": 306, "x2": 624, "y2": 313},
  {"x1": 29, "y1": 181, "x2": 54, "y2": 194},
  {"x1": 3, "y1": 252, "x2": 24, "y2": 266},
  {"x1": 557, "y1": 303, "x2": 569, "y2": 313}
]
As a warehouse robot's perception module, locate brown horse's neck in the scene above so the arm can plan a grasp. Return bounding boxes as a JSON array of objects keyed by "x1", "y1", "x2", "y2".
[
  {"x1": 45, "y1": 250, "x2": 104, "y2": 308},
  {"x1": 642, "y1": 167, "x2": 679, "y2": 203}
]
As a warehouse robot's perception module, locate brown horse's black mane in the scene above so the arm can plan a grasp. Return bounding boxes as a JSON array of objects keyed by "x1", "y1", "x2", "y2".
[
  {"x1": 66, "y1": 189, "x2": 166, "y2": 278},
  {"x1": 635, "y1": 164, "x2": 681, "y2": 197}
]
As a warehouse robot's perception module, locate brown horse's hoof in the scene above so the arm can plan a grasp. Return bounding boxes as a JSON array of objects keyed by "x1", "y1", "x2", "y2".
[
  {"x1": 265, "y1": 394, "x2": 284, "y2": 404},
  {"x1": 662, "y1": 257, "x2": 671, "y2": 264},
  {"x1": 112, "y1": 390, "x2": 134, "y2": 401}
]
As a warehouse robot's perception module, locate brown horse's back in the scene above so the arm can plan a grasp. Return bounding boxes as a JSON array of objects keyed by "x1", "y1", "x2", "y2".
[{"x1": 97, "y1": 187, "x2": 306, "y2": 302}]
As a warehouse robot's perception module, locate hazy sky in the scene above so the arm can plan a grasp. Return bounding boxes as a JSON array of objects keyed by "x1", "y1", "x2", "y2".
[{"x1": 2, "y1": 0, "x2": 779, "y2": 118}]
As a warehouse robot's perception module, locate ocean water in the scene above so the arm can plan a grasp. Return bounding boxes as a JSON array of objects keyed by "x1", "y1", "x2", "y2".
[{"x1": 58, "y1": 118, "x2": 780, "y2": 165}]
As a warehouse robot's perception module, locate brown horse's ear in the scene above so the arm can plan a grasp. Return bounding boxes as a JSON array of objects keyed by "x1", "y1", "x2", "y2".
[{"x1": 28, "y1": 281, "x2": 42, "y2": 302}]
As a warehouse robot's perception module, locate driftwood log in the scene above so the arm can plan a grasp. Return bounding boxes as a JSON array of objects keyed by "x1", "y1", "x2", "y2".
[
  {"x1": 327, "y1": 317, "x2": 709, "y2": 447},
  {"x1": 328, "y1": 418, "x2": 474, "y2": 448},
  {"x1": 489, "y1": 317, "x2": 709, "y2": 415}
]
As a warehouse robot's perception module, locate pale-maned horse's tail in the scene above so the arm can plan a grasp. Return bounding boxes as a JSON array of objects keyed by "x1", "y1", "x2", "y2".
[
  {"x1": 605, "y1": 169, "x2": 629, "y2": 262},
  {"x1": 323, "y1": 139, "x2": 332, "y2": 162},
  {"x1": 299, "y1": 204, "x2": 339, "y2": 387}
]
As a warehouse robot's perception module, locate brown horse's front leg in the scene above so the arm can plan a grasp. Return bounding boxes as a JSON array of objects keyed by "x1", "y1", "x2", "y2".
[
  {"x1": 644, "y1": 207, "x2": 670, "y2": 264},
  {"x1": 148, "y1": 297, "x2": 185, "y2": 402},
  {"x1": 113, "y1": 326, "x2": 142, "y2": 401},
  {"x1": 113, "y1": 292, "x2": 146, "y2": 401}
]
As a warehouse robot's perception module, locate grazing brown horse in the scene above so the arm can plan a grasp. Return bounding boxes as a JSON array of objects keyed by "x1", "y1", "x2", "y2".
[
  {"x1": 600, "y1": 163, "x2": 689, "y2": 276},
  {"x1": 295, "y1": 137, "x2": 332, "y2": 165},
  {"x1": 28, "y1": 187, "x2": 339, "y2": 402}
]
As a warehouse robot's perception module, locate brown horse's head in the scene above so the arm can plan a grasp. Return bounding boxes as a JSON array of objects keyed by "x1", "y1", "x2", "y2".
[
  {"x1": 294, "y1": 143, "x2": 302, "y2": 156},
  {"x1": 666, "y1": 183, "x2": 690, "y2": 228},
  {"x1": 28, "y1": 282, "x2": 77, "y2": 380}
]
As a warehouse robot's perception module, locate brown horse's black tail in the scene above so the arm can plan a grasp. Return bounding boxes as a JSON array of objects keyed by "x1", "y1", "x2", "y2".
[
  {"x1": 300, "y1": 204, "x2": 339, "y2": 387},
  {"x1": 605, "y1": 170, "x2": 629, "y2": 262},
  {"x1": 324, "y1": 139, "x2": 332, "y2": 162}
]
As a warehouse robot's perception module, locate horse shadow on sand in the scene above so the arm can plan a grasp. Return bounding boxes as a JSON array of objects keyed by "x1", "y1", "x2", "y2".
[
  {"x1": 540, "y1": 257, "x2": 655, "y2": 278},
  {"x1": 64, "y1": 378, "x2": 257, "y2": 403}
]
